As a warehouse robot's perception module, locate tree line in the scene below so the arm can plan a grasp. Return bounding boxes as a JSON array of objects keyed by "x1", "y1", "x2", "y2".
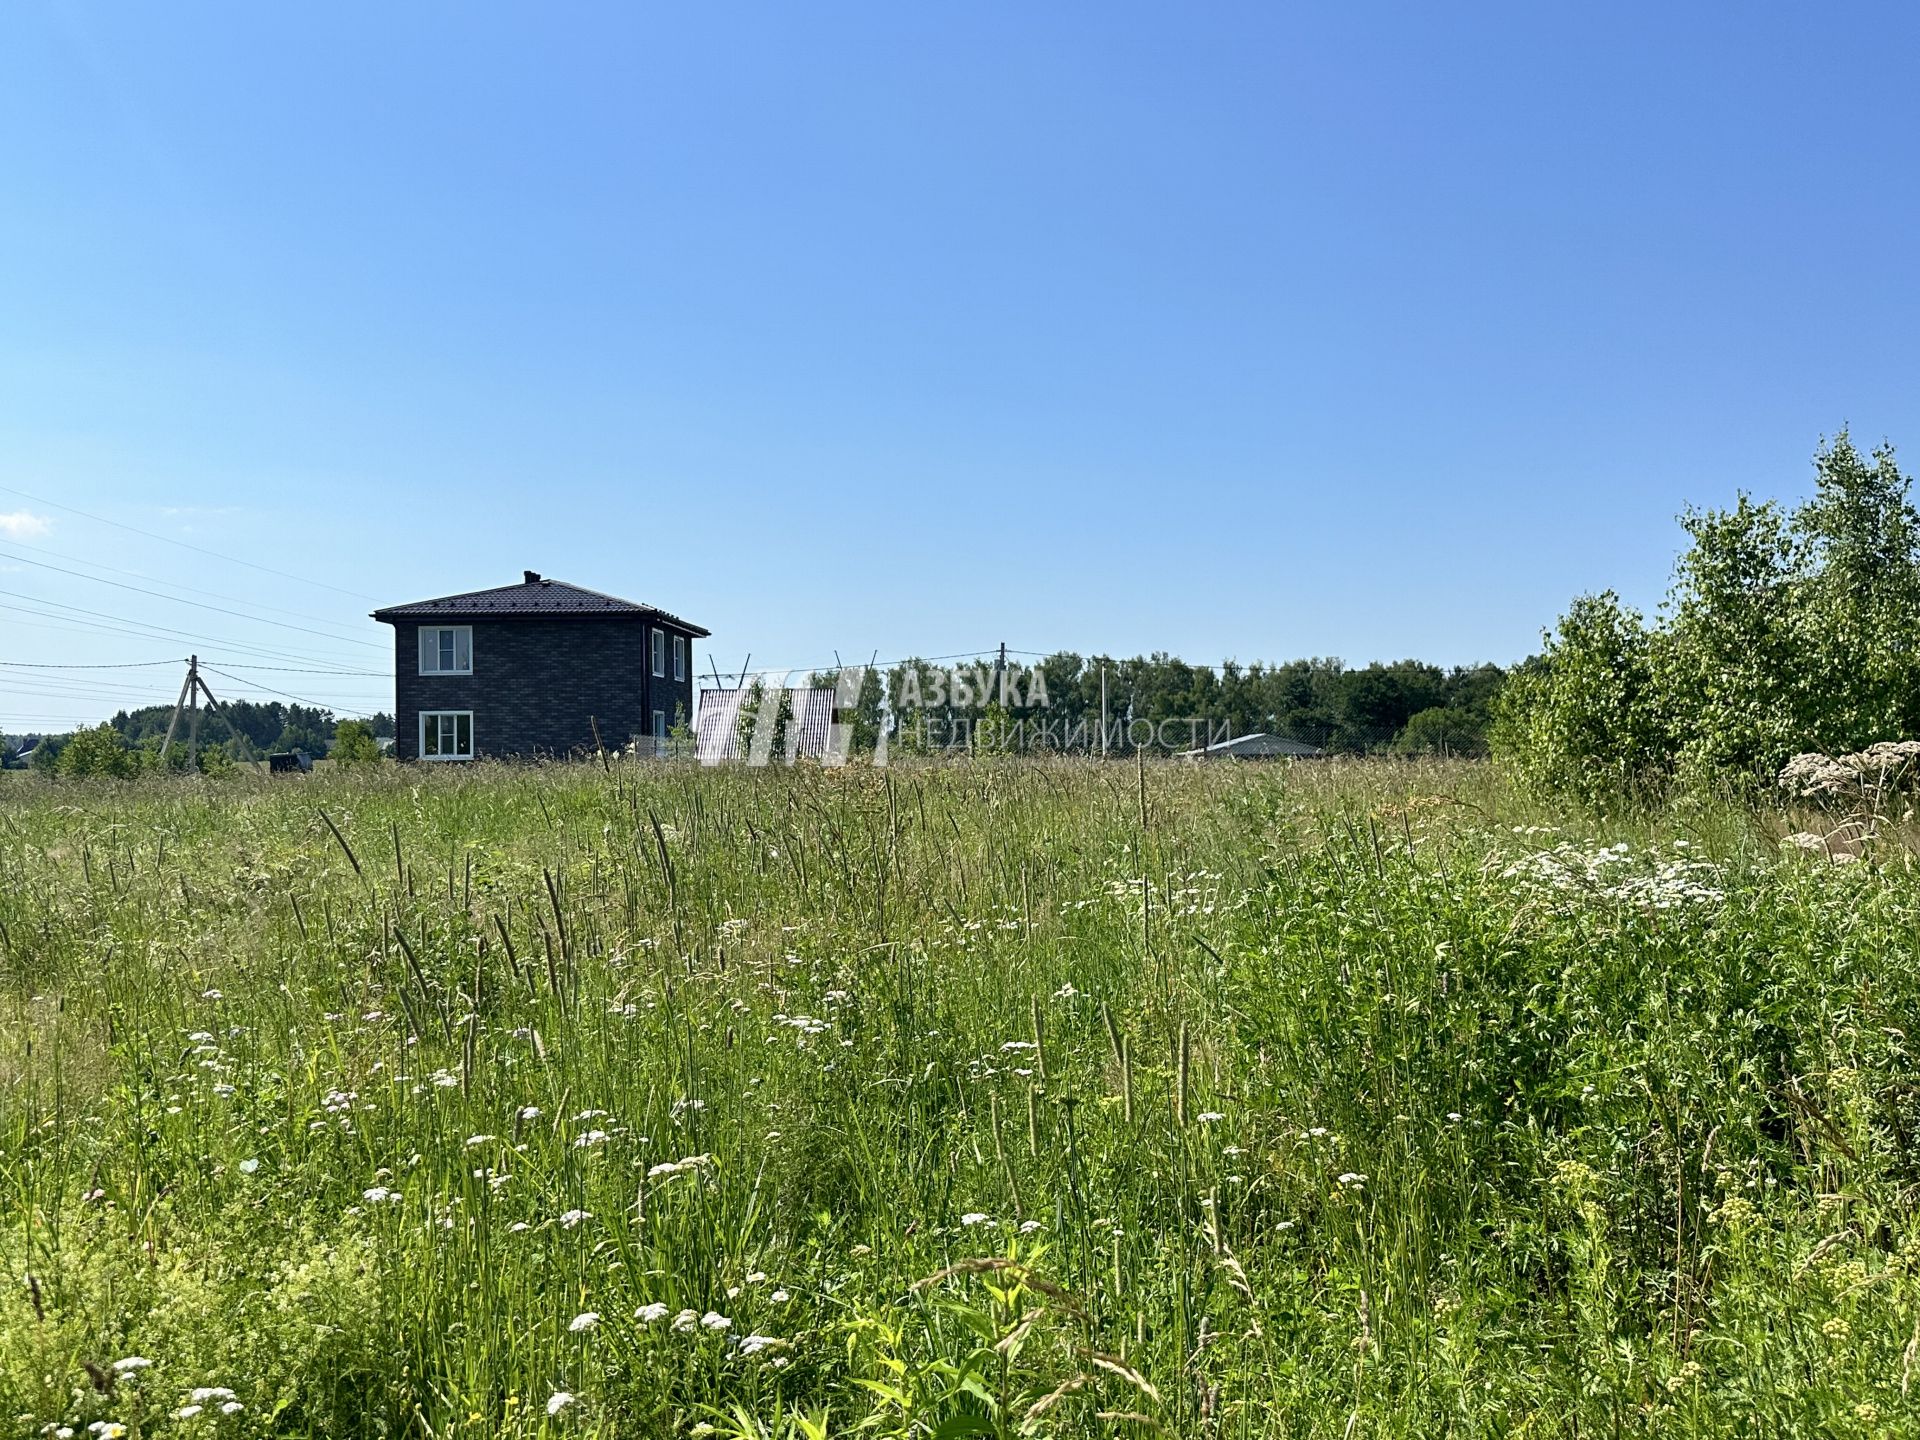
[
  {"x1": 790, "y1": 654, "x2": 1507, "y2": 756},
  {"x1": 1494, "y1": 430, "x2": 1920, "y2": 801},
  {"x1": 5, "y1": 702, "x2": 394, "y2": 776}
]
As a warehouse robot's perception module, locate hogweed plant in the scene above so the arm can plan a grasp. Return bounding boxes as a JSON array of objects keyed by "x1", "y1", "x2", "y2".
[{"x1": 0, "y1": 757, "x2": 1915, "y2": 1436}]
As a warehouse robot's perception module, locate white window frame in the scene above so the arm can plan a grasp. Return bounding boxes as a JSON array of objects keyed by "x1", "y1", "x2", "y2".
[
  {"x1": 653, "y1": 709, "x2": 667, "y2": 741},
  {"x1": 651, "y1": 628, "x2": 666, "y2": 678},
  {"x1": 419, "y1": 710, "x2": 474, "y2": 761},
  {"x1": 418, "y1": 625, "x2": 474, "y2": 676},
  {"x1": 672, "y1": 634, "x2": 686, "y2": 681}
]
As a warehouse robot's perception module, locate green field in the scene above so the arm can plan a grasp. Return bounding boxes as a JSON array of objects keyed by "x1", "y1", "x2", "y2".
[{"x1": 1, "y1": 760, "x2": 1914, "y2": 1437}]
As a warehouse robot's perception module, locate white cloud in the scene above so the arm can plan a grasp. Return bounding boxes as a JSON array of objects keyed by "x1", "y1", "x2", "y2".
[{"x1": 0, "y1": 510, "x2": 51, "y2": 540}]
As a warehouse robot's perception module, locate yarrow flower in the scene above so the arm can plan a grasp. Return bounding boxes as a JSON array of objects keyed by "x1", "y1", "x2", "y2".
[
  {"x1": 700, "y1": 1311, "x2": 732, "y2": 1330},
  {"x1": 737, "y1": 1333, "x2": 781, "y2": 1355},
  {"x1": 960, "y1": 1212, "x2": 992, "y2": 1226},
  {"x1": 110, "y1": 1357, "x2": 152, "y2": 1373},
  {"x1": 635, "y1": 1302, "x2": 670, "y2": 1323},
  {"x1": 559, "y1": 1209, "x2": 591, "y2": 1228},
  {"x1": 672, "y1": 1308, "x2": 699, "y2": 1332},
  {"x1": 547, "y1": 1391, "x2": 576, "y2": 1416},
  {"x1": 568, "y1": 1312, "x2": 600, "y2": 1332}
]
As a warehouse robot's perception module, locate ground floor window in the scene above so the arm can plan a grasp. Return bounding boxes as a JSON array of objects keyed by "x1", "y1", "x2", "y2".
[
  {"x1": 420, "y1": 710, "x2": 473, "y2": 760},
  {"x1": 652, "y1": 710, "x2": 667, "y2": 743}
]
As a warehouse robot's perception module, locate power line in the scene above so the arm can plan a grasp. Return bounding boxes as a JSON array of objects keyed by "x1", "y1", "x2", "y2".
[
  {"x1": 0, "y1": 537, "x2": 385, "y2": 645},
  {"x1": 200, "y1": 663, "x2": 383, "y2": 714},
  {"x1": 0, "y1": 534, "x2": 387, "y2": 639},
  {"x1": 206, "y1": 661, "x2": 385, "y2": 677},
  {"x1": 0, "y1": 482, "x2": 382, "y2": 603},
  {"x1": 712, "y1": 647, "x2": 1028, "y2": 683},
  {"x1": 0, "y1": 545, "x2": 386, "y2": 650},
  {"x1": 0, "y1": 592, "x2": 379, "y2": 669},
  {"x1": 0, "y1": 658, "x2": 182, "y2": 669}
]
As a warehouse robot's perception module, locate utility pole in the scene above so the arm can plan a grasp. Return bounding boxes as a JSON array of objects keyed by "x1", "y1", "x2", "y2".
[
  {"x1": 160, "y1": 655, "x2": 243, "y2": 768},
  {"x1": 1100, "y1": 662, "x2": 1109, "y2": 758},
  {"x1": 990, "y1": 641, "x2": 1007, "y2": 706}
]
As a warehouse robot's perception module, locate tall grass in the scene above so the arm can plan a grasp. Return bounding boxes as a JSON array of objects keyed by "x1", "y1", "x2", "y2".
[{"x1": 0, "y1": 758, "x2": 1914, "y2": 1437}]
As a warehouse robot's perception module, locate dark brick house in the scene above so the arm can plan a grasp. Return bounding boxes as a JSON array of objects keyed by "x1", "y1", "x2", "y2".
[{"x1": 372, "y1": 572, "x2": 709, "y2": 761}]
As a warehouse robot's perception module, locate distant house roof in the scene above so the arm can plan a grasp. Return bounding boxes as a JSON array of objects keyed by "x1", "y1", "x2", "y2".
[
  {"x1": 695, "y1": 686, "x2": 837, "y2": 762},
  {"x1": 1180, "y1": 731, "x2": 1324, "y2": 759},
  {"x1": 371, "y1": 571, "x2": 710, "y2": 635}
]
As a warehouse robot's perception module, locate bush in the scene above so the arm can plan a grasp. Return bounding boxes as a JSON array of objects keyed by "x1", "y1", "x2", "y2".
[
  {"x1": 329, "y1": 720, "x2": 384, "y2": 766},
  {"x1": 1393, "y1": 705, "x2": 1487, "y2": 757},
  {"x1": 53, "y1": 724, "x2": 143, "y2": 780}
]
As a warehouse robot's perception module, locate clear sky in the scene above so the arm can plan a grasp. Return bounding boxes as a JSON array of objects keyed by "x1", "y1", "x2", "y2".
[{"x1": 3, "y1": 3, "x2": 1919, "y2": 731}]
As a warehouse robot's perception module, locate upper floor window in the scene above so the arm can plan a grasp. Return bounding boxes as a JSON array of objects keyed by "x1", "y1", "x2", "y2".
[
  {"x1": 419, "y1": 626, "x2": 473, "y2": 675},
  {"x1": 673, "y1": 634, "x2": 686, "y2": 681},
  {"x1": 651, "y1": 629, "x2": 666, "y2": 677}
]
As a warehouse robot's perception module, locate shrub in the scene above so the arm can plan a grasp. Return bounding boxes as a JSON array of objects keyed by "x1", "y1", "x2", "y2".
[
  {"x1": 329, "y1": 720, "x2": 384, "y2": 766},
  {"x1": 53, "y1": 723, "x2": 143, "y2": 780}
]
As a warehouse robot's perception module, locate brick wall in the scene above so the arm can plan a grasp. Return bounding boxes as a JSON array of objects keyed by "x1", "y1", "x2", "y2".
[{"x1": 388, "y1": 617, "x2": 697, "y2": 760}]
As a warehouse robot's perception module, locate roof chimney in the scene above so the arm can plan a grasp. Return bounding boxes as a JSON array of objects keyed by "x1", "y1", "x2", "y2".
[{"x1": 523, "y1": 570, "x2": 541, "y2": 585}]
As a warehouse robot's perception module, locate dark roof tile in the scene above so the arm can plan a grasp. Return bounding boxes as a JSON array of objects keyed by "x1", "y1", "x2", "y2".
[{"x1": 372, "y1": 573, "x2": 709, "y2": 635}]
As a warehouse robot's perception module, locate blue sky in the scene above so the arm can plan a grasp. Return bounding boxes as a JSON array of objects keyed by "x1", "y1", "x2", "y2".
[{"x1": 3, "y1": 3, "x2": 1918, "y2": 729}]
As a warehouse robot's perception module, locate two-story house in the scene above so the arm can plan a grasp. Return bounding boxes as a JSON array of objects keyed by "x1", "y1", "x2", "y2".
[{"x1": 372, "y1": 571, "x2": 708, "y2": 761}]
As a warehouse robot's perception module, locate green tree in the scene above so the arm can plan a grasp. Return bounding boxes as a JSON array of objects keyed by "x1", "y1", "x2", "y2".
[
  {"x1": 1794, "y1": 431, "x2": 1920, "y2": 751},
  {"x1": 55, "y1": 724, "x2": 144, "y2": 780},
  {"x1": 1493, "y1": 592, "x2": 1667, "y2": 804},
  {"x1": 330, "y1": 720, "x2": 384, "y2": 766},
  {"x1": 1655, "y1": 495, "x2": 1808, "y2": 782}
]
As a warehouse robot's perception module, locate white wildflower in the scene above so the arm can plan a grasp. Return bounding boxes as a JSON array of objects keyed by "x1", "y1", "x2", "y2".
[
  {"x1": 546, "y1": 1391, "x2": 576, "y2": 1417},
  {"x1": 636, "y1": 1302, "x2": 670, "y2": 1323},
  {"x1": 568, "y1": 1312, "x2": 600, "y2": 1333}
]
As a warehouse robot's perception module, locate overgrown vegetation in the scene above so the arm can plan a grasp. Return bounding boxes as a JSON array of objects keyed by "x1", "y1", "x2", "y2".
[
  {"x1": 1497, "y1": 431, "x2": 1920, "y2": 800},
  {"x1": 2, "y1": 759, "x2": 1914, "y2": 1436}
]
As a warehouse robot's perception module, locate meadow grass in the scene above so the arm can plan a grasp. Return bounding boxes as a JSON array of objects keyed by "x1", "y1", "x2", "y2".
[{"x1": 0, "y1": 758, "x2": 1915, "y2": 1437}]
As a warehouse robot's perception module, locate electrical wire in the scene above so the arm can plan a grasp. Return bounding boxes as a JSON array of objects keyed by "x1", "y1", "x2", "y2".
[
  {"x1": 0, "y1": 593, "x2": 379, "y2": 669},
  {"x1": 200, "y1": 663, "x2": 383, "y2": 714},
  {"x1": 0, "y1": 658, "x2": 182, "y2": 669},
  {"x1": 205, "y1": 661, "x2": 385, "y2": 677},
  {"x1": 0, "y1": 544, "x2": 385, "y2": 649},
  {"x1": 0, "y1": 535, "x2": 388, "y2": 641},
  {"x1": 0, "y1": 482, "x2": 382, "y2": 602}
]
